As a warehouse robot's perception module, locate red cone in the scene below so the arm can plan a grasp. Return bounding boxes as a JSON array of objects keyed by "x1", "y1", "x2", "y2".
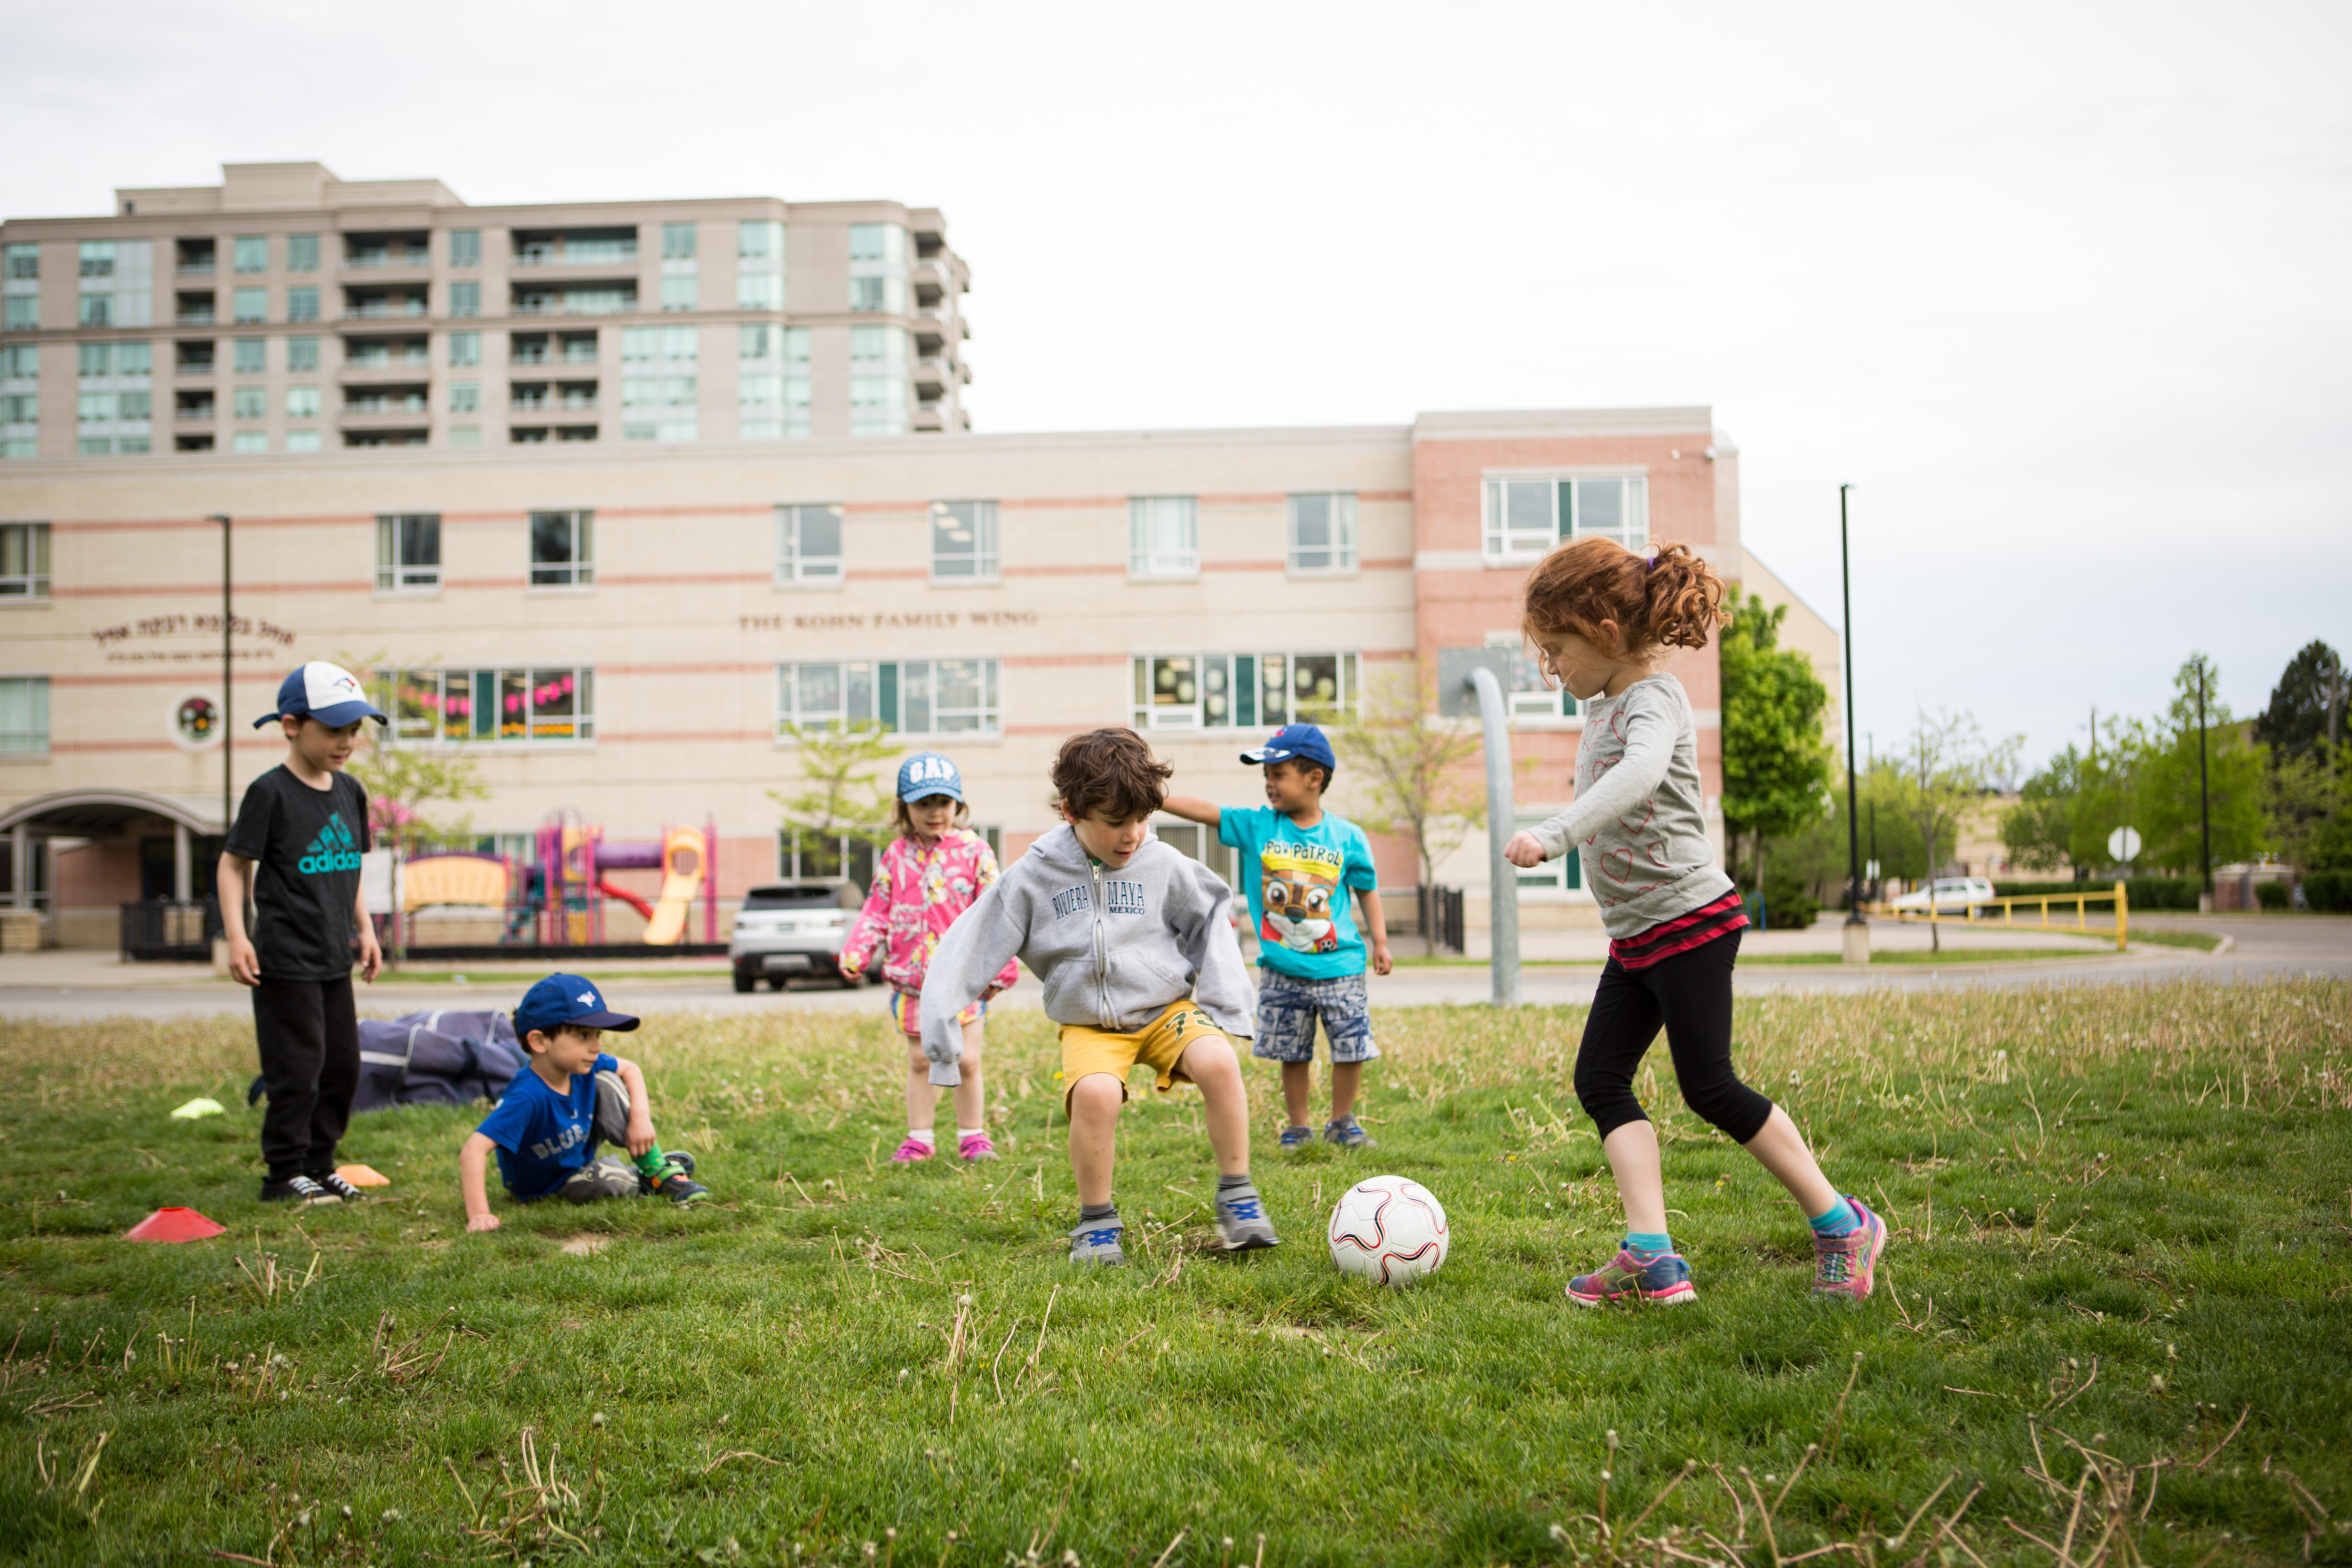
[{"x1": 125, "y1": 1207, "x2": 227, "y2": 1243}]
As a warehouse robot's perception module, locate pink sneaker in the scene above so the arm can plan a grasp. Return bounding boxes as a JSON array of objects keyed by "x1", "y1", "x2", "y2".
[
  {"x1": 890, "y1": 1137, "x2": 936, "y2": 1163},
  {"x1": 958, "y1": 1132, "x2": 999, "y2": 1162},
  {"x1": 1812, "y1": 1195, "x2": 1886, "y2": 1301}
]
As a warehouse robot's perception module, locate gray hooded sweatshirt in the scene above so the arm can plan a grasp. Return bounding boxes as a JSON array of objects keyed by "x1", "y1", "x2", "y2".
[{"x1": 915, "y1": 825, "x2": 1255, "y2": 1087}]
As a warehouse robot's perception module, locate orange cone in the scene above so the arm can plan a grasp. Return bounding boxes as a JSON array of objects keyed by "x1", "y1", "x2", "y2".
[
  {"x1": 335, "y1": 1164, "x2": 391, "y2": 1187},
  {"x1": 125, "y1": 1207, "x2": 227, "y2": 1243}
]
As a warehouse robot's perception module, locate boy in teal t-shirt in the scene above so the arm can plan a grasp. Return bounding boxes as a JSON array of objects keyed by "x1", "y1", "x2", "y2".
[{"x1": 1164, "y1": 723, "x2": 1392, "y2": 1150}]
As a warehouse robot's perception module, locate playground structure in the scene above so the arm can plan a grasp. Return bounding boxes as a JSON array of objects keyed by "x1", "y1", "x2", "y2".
[{"x1": 389, "y1": 812, "x2": 720, "y2": 950}]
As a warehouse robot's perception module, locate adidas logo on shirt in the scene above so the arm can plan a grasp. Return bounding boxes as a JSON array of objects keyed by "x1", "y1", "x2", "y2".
[{"x1": 297, "y1": 815, "x2": 362, "y2": 875}]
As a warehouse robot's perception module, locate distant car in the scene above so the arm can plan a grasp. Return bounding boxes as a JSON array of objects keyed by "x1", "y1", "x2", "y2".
[
  {"x1": 1889, "y1": 876, "x2": 1999, "y2": 915},
  {"x1": 728, "y1": 884, "x2": 875, "y2": 992}
]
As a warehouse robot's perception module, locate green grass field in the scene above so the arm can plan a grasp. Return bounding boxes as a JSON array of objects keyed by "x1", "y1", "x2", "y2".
[{"x1": 3, "y1": 982, "x2": 2347, "y2": 1566}]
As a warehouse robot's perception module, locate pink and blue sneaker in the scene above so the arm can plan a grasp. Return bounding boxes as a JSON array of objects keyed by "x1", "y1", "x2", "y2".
[
  {"x1": 958, "y1": 1132, "x2": 998, "y2": 1162},
  {"x1": 890, "y1": 1136, "x2": 936, "y2": 1163},
  {"x1": 1566, "y1": 1247, "x2": 1697, "y2": 1307},
  {"x1": 1811, "y1": 1194, "x2": 1886, "y2": 1301}
]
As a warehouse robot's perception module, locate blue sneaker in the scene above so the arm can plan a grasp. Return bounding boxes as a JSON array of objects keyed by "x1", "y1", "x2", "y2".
[
  {"x1": 1069, "y1": 1216, "x2": 1127, "y2": 1267},
  {"x1": 1278, "y1": 1123, "x2": 1317, "y2": 1152},
  {"x1": 1215, "y1": 1186, "x2": 1280, "y2": 1251},
  {"x1": 1322, "y1": 1115, "x2": 1376, "y2": 1150},
  {"x1": 1566, "y1": 1248, "x2": 1697, "y2": 1307}
]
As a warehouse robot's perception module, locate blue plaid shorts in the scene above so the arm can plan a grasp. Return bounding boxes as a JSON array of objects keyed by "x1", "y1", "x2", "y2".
[{"x1": 1252, "y1": 969, "x2": 1378, "y2": 1064}]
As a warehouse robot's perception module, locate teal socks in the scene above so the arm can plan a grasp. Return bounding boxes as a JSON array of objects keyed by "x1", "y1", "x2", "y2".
[
  {"x1": 1807, "y1": 1197, "x2": 1860, "y2": 1238},
  {"x1": 1624, "y1": 1230, "x2": 1674, "y2": 1258}
]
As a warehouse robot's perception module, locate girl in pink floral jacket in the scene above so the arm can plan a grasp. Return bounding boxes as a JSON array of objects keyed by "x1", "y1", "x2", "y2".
[{"x1": 839, "y1": 752, "x2": 1017, "y2": 1163}]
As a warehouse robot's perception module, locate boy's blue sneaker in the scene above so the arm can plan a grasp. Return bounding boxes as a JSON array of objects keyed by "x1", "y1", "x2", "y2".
[
  {"x1": 1566, "y1": 1248, "x2": 1697, "y2": 1307},
  {"x1": 1069, "y1": 1217, "x2": 1127, "y2": 1267},
  {"x1": 1278, "y1": 1123, "x2": 1317, "y2": 1152},
  {"x1": 1215, "y1": 1186, "x2": 1280, "y2": 1251},
  {"x1": 1322, "y1": 1115, "x2": 1376, "y2": 1150}
]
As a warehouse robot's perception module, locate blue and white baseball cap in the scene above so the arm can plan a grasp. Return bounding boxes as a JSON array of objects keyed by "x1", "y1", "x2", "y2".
[
  {"x1": 1240, "y1": 722, "x2": 1336, "y2": 775},
  {"x1": 515, "y1": 973, "x2": 641, "y2": 1041},
  {"x1": 896, "y1": 751, "x2": 964, "y2": 803},
  {"x1": 254, "y1": 661, "x2": 387, "y2": 730}
]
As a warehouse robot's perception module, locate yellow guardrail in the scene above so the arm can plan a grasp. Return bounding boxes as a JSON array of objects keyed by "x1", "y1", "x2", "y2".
[{"x1": 1865, "y1": 880, "x2": 2129, "y2": 953}]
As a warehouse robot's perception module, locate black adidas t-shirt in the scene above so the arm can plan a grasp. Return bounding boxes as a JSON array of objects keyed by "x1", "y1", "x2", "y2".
[{"x1": 225, "y1": 764, "x2": 372, "y2": 982}]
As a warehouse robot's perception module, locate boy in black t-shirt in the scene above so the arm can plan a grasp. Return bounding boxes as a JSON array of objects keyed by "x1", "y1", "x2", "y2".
[{"x1": 219, "y1": 662, "x2": 387, "y2": 1206}]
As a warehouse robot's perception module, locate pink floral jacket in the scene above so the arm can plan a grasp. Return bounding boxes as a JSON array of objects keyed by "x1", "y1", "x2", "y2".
[{"x1": 840, "y1": 828, "x2": 1018, "y2": 1015}]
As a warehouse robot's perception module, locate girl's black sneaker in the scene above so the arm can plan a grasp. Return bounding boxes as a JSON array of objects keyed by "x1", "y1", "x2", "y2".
[
  {"x1": 259, "y1": 1174, "x2": 341, "y2": 1206},
  {"x1": 310, "y1": 1171, "x2": 368, "y2": 1203}
]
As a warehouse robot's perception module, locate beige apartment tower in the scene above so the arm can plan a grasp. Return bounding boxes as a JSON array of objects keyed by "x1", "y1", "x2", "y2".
[{"x1": 0, "y1": 162, "x2": 972, "y2": 461}]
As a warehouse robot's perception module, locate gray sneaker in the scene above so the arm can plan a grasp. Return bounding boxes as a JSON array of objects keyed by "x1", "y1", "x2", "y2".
[
  {"x1": 1278, "y1": 1123, "x2": 1317, "y2": 1152},
  {"x1": 1069, "y1": 1216, "x2": 1127, "y2": 1267},
  {"x1": 1215, "y1": 1186, "x2": 1280, "y2": 1251},
  {"x1": 1322, "y1": 1115, "x2": 1376, "y2": 1150}
]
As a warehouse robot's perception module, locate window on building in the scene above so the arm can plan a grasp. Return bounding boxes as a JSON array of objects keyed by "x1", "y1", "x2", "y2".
[
  {"x1": 286, "y1": 287, "x2": 318, "y2": 323},
  {"x1": 4, "y1": 244, "x2": 36, "y2": 279},
  {"x1": 286, "y1": 234, "x2": 319, "y2": 272},
  {"x1": 118, "y1": 342, "x2": 151, "y2": 375},
  {"x1": 286, "y1": 430, "x2": 320, "y2": 453},
  {"x1": 232, "y1": 287, "x2": 266, "y2": 324},
  {"x1": 448, "y1": 426, "x2": 480, "y2": 447},
  {"x1": 233, "y1": 339, "x2": 267, "y2": 374},
  {"x1": 1128, "y1": 496, "x2": 1199, "y2": 578},
  {"x1": 1482, "y1": 474, "x2": 1649, "y2": 560},
  {"x1": 0, "y1": 524, "x2": 51, "y2": 598},
  {"x1": 529, "y1": 509, "x2": 594, "y2": 588},
  {"x1": 80, "y1": 294, "x2": 114, "y2": 328},
  {"x1": 1288, "y1": 492, "x2": 1359, "y2": 574},
  {"x1": 0, "y1": 396, "x2": 37, "y2": 425},
  {"x1": 777, "y1": 829, "x2": 875, "y2": 887},
  {"x1": 287, "y1": 337, "x2": 320, "y2": 372},
  {"x1": 231, "y1": 387, "x2": 265, "y2": 420},
  {"x1": 77, "y1": 392, "x2": 115, "y2": 423},
  {"x1": 376, "y1": 513, "x2": 441, "y2": 591},
  {"x1": 1130, "y1": 652, "x2": 1358, "y2": 730},
  {"x1": 449, "y1": 382, "x2": 478, "y2": 413},
  {"x1": 448, "y1": 229, "x2": 480, "y2": 268},
  {"x1": 449, "y1": 281, "x2": 480, "y2": 318},
  {"x1": 662, "y1": 223, "x2": 698, "y2": 261},
  {"x1": 738, "y1": 221, "x2": 782, "y2": 260},
  {"x1": 1514, "y1": 812, "x2": 1584, "y2": 892},
  {"x1": 660, "y1": 275, "x2": 697, "y2": 312},
  {"x1": 621, "y1": 326, "x2": 698, "y2": 362},
  {"x1": 1485, "y1": 630, "x2": 1578, "y2": 720},
  {"x1": 849, "y1": 223, "x2": 905, "y2": 263},
  {"x1": 775, "y1": 503, "x2": 844, "y2": 583},
  {"x1": 78, "y1": 343, "x2": 111, "y2": 377},
  {"x1": 850, "y1": 275, "x2": 908, "y2": 313},
  {"x1": 79, "y1": 241, "x2": 114, "y2": 280},
  {"x1": 118, "y1": 391, "x2": 151, "y2": 421},
  {"x1": 930, "y1": 501, "x2": 998, "y2": 581},
  {"x1": 0, "y1": 676, "x2": 49, "y2": 755},
  {"x1": 3, "y1": 298, "x2": 35, "y2": 331},
  {"x1": 233, "y1": 236, "x2": 268, "y2": 273},
  {"x1": 79, "y1": 437, "x2": 115, "y2": 456},
  {"x1": 232, "y1": 431, "x2": 267, "y2": 454},
  {"x1": 738, "y1": 272, "x2": 784, "y2": 311},
  {"x1": 286, "y1": 386, "x2": 320, "y2": 418},
  {"x1": 775, "y1": 658, "x2": 1000, "y2": 736},
  {"x1": 386, "y1": 667, "x2": 595, "y2": 744},
  {"x1": 447, "y1": 331, "x2": 480, "y2": 368}
]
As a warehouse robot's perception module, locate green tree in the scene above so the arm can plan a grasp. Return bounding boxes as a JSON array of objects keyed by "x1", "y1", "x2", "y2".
[
  {"x1": 2138, "y1": 655, "x2": 2268, "y2": 875},
  {"x1": 1718, "y1": 593, "x2": 1835, "y2": 890},
  {"x1": 1331, "y1": 662, "x2": 1488, "y2": 951},
  {"x1": 2253, "y1": 639, "x2": 2348, "y2": 763},
  {"x1": 2000, "y1": 723, "x2": 2146, "y2": 876},
  {"x1": 769, "y1": 721, "x2": 900, "y2": 883},
  {"x1": 1894, "y1": 709, "x2": 2022, "y2": 950}
]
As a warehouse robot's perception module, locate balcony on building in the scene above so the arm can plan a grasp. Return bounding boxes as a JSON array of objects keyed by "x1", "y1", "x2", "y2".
[
  {"x1": 512, "y1": 282, "x2": 636, "y2": 317},
  {"x1": 175, "y1": 342, "x2": 215, "y2": 376},
  {"x1": 343, "y1": 231, "x2": 432, "y2": 273},
  {"x1": 343, "y1": 429, "x2": 428, "y2": 448},
  {"x1": 175, "y1": 293, "x2": 216, "y2": 326},
  {"x1": 912, "y1": 405, "x2": 946, "y2": 433},
  {"x1": 342, "y1": 385, "x2": 430, "y2": 422},
  {"x1": 175, "y1": 390, "x2": 216, "y2": 421},
  {"x1": 509, "y1": 331, "x2": 598, "y2": 366},
  {"x1": 175, "y1": 239, "x2": 216, "y2": 277},
  {"x1": 913, "y1": 224, "x2": 946, "y2": 259},
  {"x1": 510, "y1": 381, "x2": 597, "y2": 413},
  {"x1": 339, "y1": 337, "x2": 431, "y2": 378},
  {"x1": 343, "y1": 285, "x2": 429, "y2": 322},
  {"x1": 174, "y1": 433, "x2": 215, "y2": 452},
  {"x1": 912, "y1": 260, "x2": 947, "y2": 309},
  {"x1": 511, "y1": 228, "x2": 638, "y2": 268}
]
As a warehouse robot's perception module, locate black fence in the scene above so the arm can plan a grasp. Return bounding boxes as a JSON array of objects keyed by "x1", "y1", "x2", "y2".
[
  {"x1": 1419, "y1": 884, "x2": 1464, "y2": 954},
  {"x1": 121, "y1": 899, "x2": 221, "y2": 963}
]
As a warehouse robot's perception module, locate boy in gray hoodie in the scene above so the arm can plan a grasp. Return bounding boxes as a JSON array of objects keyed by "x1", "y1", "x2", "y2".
[{"x1": 918, "y1": 727, "x2": 1279, "y2": 1265}]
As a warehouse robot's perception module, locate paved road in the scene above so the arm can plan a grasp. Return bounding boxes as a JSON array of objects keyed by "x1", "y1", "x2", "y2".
[{"x1": 0, "y1": 914, "x2": 2340, "y2": 1022}]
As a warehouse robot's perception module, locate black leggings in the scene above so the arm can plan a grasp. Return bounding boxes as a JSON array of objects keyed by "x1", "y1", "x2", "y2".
[
  {"x1": 1572, "y1": 928, "x2": 1773, "y2": 1144},
  {"x1": 252, "y1": 976, "x2": 359, "y2": 1180}
]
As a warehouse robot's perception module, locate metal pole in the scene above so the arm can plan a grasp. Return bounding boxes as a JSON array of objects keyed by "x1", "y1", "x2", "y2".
[
  {"x1": 1838, "y1": 485, "x2": 1868, "y2": 963},
  {"x1": 1466, "y1": 664, "x2": 1520, "y2": 1008},
  {"x1": 2196, "y1": 659, "x2": 2212, "y2": 906}
]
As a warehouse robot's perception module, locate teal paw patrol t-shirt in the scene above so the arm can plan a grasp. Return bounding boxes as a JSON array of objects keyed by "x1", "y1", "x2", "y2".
[{"x1": 1216, "y1": 806, "x2": 1378, "y2": 981}]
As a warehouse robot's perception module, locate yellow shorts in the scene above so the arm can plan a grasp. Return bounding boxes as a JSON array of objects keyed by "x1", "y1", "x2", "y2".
[{"x1": 1058, "y1": 1002, "x2": 1230, "y2": 1109}]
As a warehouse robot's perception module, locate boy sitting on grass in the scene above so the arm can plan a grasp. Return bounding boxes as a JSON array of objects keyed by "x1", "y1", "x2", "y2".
[
  {"x1": 918, "y1": 727, "x2": 1277, "y2": 1266},
  {"x1": 1165, "y1": 721, "x2": 1392, "y2": 1151},
  {"x1": 460, "y1": 974, "x2": 707, "y2": 1231}
]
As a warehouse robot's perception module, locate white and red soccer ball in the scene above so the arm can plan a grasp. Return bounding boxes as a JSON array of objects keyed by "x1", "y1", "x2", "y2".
[{"x1": 1327, "y1": 1175, "x2": 1450, "y2": 1286}]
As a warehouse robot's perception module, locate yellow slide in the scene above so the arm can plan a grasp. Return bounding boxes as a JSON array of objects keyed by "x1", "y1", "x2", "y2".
[{"x1": 642, "y1": 828, "x2": 707, "y2": 946}]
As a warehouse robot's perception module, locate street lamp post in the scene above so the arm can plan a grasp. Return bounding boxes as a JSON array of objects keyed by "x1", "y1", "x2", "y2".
[
  {"x1": 1839, "y1": 484, "x2": 1868, "y2": 965},
  {"x1": 2196, "y1": 657, "x2": 2213, "y2": 911}
]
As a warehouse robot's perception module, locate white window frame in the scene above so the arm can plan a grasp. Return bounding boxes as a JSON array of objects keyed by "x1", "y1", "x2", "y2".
[
  {"x1": 1481, "y1": 472, "x2": 1650, "y2": 563},
  {"x1": 776, "y1": 829, "x2": 873, "y2": 887},
  {"x1": 929, "y1": 501, "x2": 999, "y2": 582},
  {"x1": 0, "y1": 675, "x2": 50, "y2": 755},
  {"x1": 529, "y1": 509, "x2": 595, "y2": 589},
  {"x1": 774, "y1": 657, "x2": 1001, "y2": 738},
  {"x1": 1513, "y1": 811, "x2": 1586, "y2": 897},
  {"x1": 384, "y1": 666, "x2": 596, "y2": 745},
  {"x1": 1128, "y1": 496, "x2": 1199, "y2": 579},
  {"x1": 376, "y1": 513, "x2": 441, "y2": 593},
  {"x1": 0, "y1": 523, "x2": 52, "y2": 600},
  {"x1": 1286, "y1": 492, "x2": 1359, "y2": 575},
  {"x1": 1130, "y1": 651, "x2": 1358, "y2": 731},
  {"x1": 775, "y1": 503, "x2": 844, "y2": 586},
  {"x1": 1485, "y1": 631, "x2": 1579, "y2": 721}
]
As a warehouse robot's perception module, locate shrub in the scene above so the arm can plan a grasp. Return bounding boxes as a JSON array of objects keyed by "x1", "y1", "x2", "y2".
[
  {"x1": 2303, "y1": 870, "x2": 2352, "y2": 912},
  {"x1": 1758, "y1": 868, "x2": 1820, "y2": 930},
  {"x1": 2257, "y1": 881, "x2": 2290, "y2": 910}
]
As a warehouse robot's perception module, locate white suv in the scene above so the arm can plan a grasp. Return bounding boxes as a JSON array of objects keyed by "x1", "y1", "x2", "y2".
[
  {"x1": 1889, "y1": 876, "x2": 1998, "y2": 915},
  {"x1": 728, "y1": 884, "x2": 873, "y2": 992}
]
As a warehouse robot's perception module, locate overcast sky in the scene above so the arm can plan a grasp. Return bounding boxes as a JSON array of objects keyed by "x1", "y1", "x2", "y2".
[{"x1": 7, "y1": 0, "x2": 2346, "y2": 771}]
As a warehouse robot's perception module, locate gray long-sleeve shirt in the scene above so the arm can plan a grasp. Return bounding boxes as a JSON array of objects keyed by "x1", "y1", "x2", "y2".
[
  {"x1": 1526, "y1": 672, "x2": 1736, "y2": 940},
  {"x1": 914, "y1": 824, "x2": 1255, "y2": 1086}
]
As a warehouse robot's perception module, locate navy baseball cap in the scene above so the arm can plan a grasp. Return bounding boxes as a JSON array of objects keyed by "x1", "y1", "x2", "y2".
[
  {"x1": 896, "y1": 750, "x2": 964, "y2": 803},
  {"x1": 1240, "y1": 722, "x2": 1336, "y2": 775},
  {"x1": 254, "y1": 661, "x2": 388, "y2": 730},
  {"x1": 515, "y1": 973, "x2": 641, "y2": 1040}
]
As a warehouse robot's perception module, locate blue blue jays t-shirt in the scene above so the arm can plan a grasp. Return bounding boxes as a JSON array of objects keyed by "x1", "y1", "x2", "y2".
[
  {"x1": 1218, "y1": 806, "x2": 1379, "y2": 981},
  {"x1": 475, "y1": 1052, "x2": 619, "y2": 1199}
]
